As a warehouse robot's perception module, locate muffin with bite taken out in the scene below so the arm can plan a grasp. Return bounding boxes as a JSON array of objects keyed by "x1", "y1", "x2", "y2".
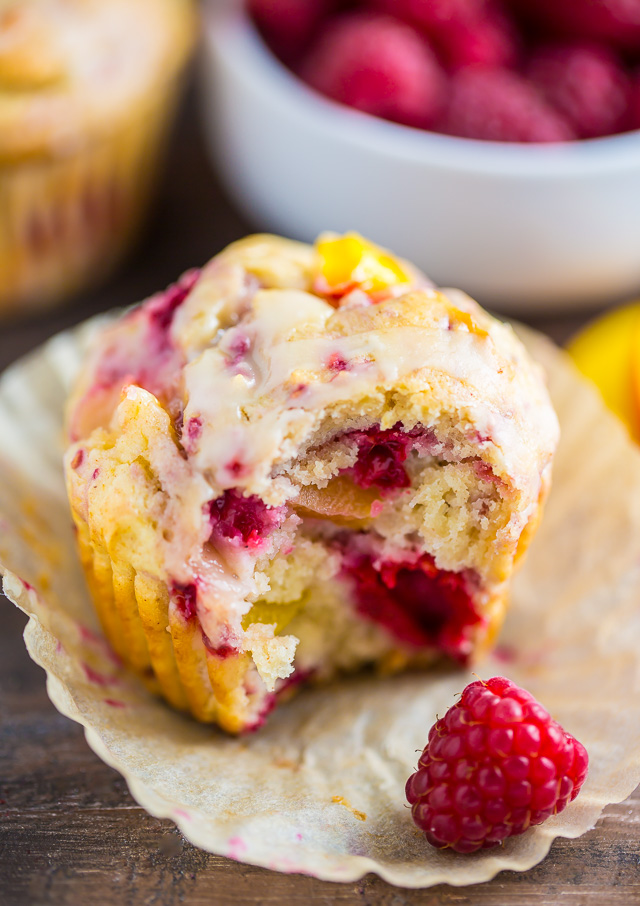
[{"x1": 65, "y1": 233, "x2": 558, "y2": 734}]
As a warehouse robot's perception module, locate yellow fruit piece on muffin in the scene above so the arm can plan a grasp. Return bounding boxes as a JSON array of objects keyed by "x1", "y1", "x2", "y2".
[{"x1": 315, "y1": 232, "x2": 415, "y2": 296}]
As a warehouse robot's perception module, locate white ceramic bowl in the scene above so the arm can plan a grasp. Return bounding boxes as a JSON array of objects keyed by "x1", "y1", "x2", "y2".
[{"x1": 201, "y1": 5, "x2": 640, "y2": 314}]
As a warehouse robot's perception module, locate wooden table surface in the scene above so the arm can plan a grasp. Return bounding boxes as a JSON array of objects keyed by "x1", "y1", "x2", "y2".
[{"x1": 2, "y1": 98, "x2": 639, "y2": 906}]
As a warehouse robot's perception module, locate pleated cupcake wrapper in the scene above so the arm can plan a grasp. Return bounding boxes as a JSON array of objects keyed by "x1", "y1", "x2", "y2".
[
  {"x1": 73, "y1": 514, "x2": 255, "y2": 732},
  {"x1": 2, "y1": 315, "x2": 640, "y2": 888},
  {"x1": 0, "y1": 83, "x2": 182, "y2": 317}
]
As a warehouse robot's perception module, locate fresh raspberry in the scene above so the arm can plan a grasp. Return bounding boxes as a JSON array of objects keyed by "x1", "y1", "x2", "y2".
[
  {"x1": 406, "y1": 677, "x2": 589, "y2": 853},
  {"x1": 438, "y1": 13, "x2": 520, "y2": 69},
  {"x1": 372, "y1": 0, "x2": 520, "y2": 69},
  {"x1": 528, "y1": 43, "x2": 632, "y2": 139},
  {"x1": 441, "y1": 67, "x2": 575, "y2": 141},
  {"x1": 247, "y1": 0, "x2": 333, "y2": 62},
  {"x1": 372, "y1": 0, "x2": 488, "y2": 32},
  {"x1": 300, "y1": 13, "x2": 447, "y2": 129},
  {"x1": 509, "y1": 0, "x2": 640, "y2": 52}
]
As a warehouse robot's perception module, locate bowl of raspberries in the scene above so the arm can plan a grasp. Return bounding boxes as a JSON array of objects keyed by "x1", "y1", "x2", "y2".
[{"x1": 202, "y1": 0, "x2": 640, "y2": 312}]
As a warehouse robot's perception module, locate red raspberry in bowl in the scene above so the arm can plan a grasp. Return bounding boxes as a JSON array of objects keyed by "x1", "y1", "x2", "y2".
[
  {"x1": 300, "y1": 12, "x2": 447, "y2": 128},
  {"x1": 373, "y1": 0, "x2": 520, "y2": 69},
  {"x1": 441, "y1": 66, "x2": 575, "y2": 141},
  {"x1": 373, "y1": 0, "x2": 491, "y2": 32},
  {"x1": 247, "y1": 0, "x2": 333, "y2": 61},
  {"x1": 510, "y1": 0, "x2": 640, "y2": 52},
  {"x1": 528, "y1": 42, "x2": 632, "y2": 139},
  {"x1": 438, "y1": 12, "x2": 520, "y2": 70},
  {"x1": 630, "y1": 70, "x2": 640, "y2": 130},
  {"x1": 406, "y1": 676, "x2": 589, "y2": 853}
]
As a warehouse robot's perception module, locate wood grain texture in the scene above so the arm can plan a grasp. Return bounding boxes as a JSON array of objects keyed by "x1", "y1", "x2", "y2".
[{"x1": 1, "y1": 94, "x2": 637, "y2": 906}]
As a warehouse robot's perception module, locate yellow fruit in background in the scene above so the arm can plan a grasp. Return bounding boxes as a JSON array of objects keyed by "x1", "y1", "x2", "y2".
[{"x1": 567, "y1": 302, "x2": 640, "y2": 442}]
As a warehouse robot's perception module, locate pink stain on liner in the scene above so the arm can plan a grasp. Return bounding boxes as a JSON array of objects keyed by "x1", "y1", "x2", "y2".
[
  {"x1": 103, "y1": 698, "x2": 126, "y2": 708},
  {"x1": 77, "y1": 624, "x2": 123, "y2": 667},
  {"x1": 78, "y1": 624, "x2": 101, "y2": 645},
  {"x1": 227, "y1": 837, "x2": 247, "y2": 860},
  {"x1": 494, "y1": 643, "x2": 518, "y2": 663},
  {"x1": 83, "y1": 663, "x2": 118, "y2": 687},
  {"x1": 269, "y1": 856, "x2": 311, "y2": 874},
  {"x1": 104, "y1": 648, "x2": 124, "y2": 668}
]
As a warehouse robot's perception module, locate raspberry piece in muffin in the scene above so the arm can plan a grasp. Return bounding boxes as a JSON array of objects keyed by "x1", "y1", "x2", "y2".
[
  {"x1": 511, "y1": 0, "x2": 640, "y2": 52},
  {"x1": 65, "y1": 233, "x2": 558, "y2": 733}
]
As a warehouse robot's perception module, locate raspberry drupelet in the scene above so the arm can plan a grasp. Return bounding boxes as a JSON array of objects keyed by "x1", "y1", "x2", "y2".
[{"x1": 406, "y1": 676, "x2": 589, "y2": 853}]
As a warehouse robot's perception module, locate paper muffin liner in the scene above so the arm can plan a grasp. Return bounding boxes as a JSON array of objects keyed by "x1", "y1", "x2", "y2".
[
  {"x1": 2, "y1": 316, "x2": 640, "y2": 887},
  {"x1": 71, "y1": 509, "x2": 257, "y2": 732},
  {"x1": 0, "y1": 83, "x2": 183, "y2": 318}
]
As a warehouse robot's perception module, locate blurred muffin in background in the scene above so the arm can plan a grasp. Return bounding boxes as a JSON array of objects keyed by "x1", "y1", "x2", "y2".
[{"x1": 0, "y1": 0, "x2": 196, "y2": 319}]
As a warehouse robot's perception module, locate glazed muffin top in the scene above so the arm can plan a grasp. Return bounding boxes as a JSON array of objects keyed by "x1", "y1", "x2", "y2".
[
  {"x1": 67, "y1": 232, "x2": 559, "y2": 513},
  {"x1": 0, "y1": 0, "x2": 195, "y2": 161}
]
